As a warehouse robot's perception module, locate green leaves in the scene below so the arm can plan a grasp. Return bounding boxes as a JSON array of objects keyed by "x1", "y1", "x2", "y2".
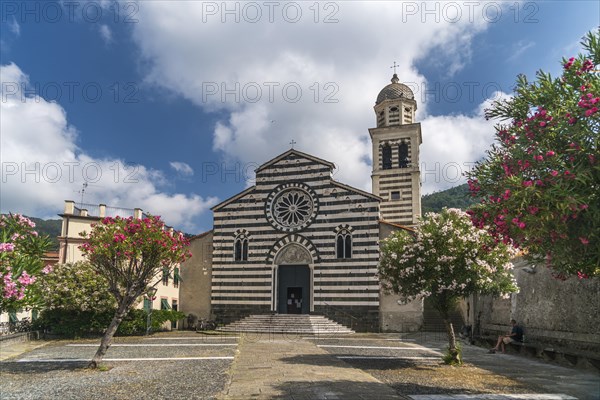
[
  {"x1": 379, "y1": 208, "x2": 518, "y2": 307},
  {"x1": 467, "y1": 29, "x2": 600, "y2": 278},
  {"x1": 0, "y1": 213, "x2": 52, "y2": 313},
  {"x1": 78, "y1": 215, "x2": 191, "y2": 302},
  {"x1": 35, "y1": 261, "x2": 116, "y2": 312}
]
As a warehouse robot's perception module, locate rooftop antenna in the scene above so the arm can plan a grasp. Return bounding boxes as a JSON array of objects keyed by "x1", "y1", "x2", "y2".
[{"x1": 77, "y1": 182, "x2": 88, "y2": 207}]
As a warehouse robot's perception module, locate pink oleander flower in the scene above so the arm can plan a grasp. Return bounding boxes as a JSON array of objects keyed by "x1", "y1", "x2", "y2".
[
  {"x1": 42, "y1": 264, "x2": 54, "y2": 274},
  {"x1": 564, "y1": 57, "x2": 575, "y2": 69},
  {"x1": 0, "y1": 243, "x2": 15, "y2": 252},
  {"x1": 3, "y1": 275, "x2": 18, "y2": 299},
  {"x1": 528, "y1": 206, "x2": 539, "y2": 215},
  {"x1": 18, "y1": 272, "x2": 35, "y2": 286},
  {"x1": 579, "y1": 237, "x2": 589, "y2": 245},
  {"x1": 546, "y1": 151, "x2": 555, "y2": 157}
]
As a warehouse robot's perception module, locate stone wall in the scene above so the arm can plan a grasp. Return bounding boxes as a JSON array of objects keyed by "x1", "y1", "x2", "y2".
[
  {"x1": 475, "y1": 258, "x2": 600, "y2": 354},
  {"x1": 378, "y1": 221, "x2": 423, "y2": 332},
  {"x1": 379, "y1": 293, "x2": 423, "y2": 332},
  {"x1": 180, "y1": 232, "x2": 214, "y2": 321}
]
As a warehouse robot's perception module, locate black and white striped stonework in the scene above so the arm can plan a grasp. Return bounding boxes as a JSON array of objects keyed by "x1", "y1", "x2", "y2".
[
  {"x1": 377, "y1": 141, "x2": 416, "y2": 224},
  {"x1": 210, "y1": 150, "x2": 381, "y2": 330}
]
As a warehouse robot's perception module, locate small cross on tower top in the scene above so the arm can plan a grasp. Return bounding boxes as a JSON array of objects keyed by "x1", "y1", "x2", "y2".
[
  {"x1": 290, "y1": 139, "x2": 297, "y2": 149},
  {"x1": 390, "y1": 61, "x2": 398, "y2": 74}
]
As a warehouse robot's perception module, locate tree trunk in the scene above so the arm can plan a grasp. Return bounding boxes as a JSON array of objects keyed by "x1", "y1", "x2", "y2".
[
  {"x1": 444, "y1": 318, "x2": 462, "y2": 365},
  {"x1": 88, "y1": 297, "x2": 131, "y2": 369}
]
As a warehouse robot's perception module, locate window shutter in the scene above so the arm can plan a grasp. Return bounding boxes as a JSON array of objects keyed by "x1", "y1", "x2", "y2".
[
  {"x1": 8, "y1": 311, "x2": 17, "y2": 323},
  {"x1": 162, "y1": 267, "x2": 169, "y2": 285},
  {"x1": 161, "y1": 298, "x2": 171, "y2": 310}
]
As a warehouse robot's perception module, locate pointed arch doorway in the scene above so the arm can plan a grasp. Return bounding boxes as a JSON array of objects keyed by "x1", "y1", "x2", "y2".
[{"x1": 271, "y1": 243, "x2": 313, "y2": 314}]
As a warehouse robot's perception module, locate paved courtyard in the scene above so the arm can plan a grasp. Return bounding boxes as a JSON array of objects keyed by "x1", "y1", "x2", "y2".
[
  {"x1": 0, "y1": 333, "x2": 238, "y2": 399},
  {"x1": 1, "y1": 332, "x2": 598, "y2": 399}
]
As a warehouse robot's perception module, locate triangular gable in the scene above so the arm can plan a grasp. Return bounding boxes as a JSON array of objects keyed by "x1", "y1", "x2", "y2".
[
  {"x1": 255, "y1": 149, "x2": 335, "y2": 173},
  {"x1": 211, "y1": 186, "x2": 256, "y2": 211},
  {"x1": 330, "y1": 181, "x2": 382, "y2": 201}
]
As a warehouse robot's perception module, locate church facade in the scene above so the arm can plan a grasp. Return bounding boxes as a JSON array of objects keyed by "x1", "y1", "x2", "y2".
[{"x1": 181, "y1": 74, "x2": 425, "y2": 332}]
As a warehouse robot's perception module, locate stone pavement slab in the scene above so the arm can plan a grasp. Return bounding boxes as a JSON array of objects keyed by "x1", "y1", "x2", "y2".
[
  {"x1": 403, "y1": 333, "x2": 600, "y2": 400},
  {"x1": 0, "y1": 339, "x2": 52, "y2": 361},
  {"x1": 220, "y1": 334, "x2": 404, "y2": 399},
  {"x1": 1, "y1": 334, "x2": 235, "y2": 399}
]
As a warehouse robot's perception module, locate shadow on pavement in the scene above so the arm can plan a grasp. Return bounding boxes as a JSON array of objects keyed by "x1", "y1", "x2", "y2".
[
  {"x1": 272, "y1": 379, "x2": 405, "y2": 399},
  {"x1": 382, "y1": 379, "x2": 537, "y2": 397},
  {"x1": 280, "y1": 354, "x2": 436, "y2": 370},
  {"x1": 0, "y1": 360, "x2": 89, "y2": 373}
]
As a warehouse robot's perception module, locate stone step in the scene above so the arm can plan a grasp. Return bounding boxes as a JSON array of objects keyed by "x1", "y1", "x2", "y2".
[{"x1": 217, "y1": 314, "x2": 355, "y2": 334}]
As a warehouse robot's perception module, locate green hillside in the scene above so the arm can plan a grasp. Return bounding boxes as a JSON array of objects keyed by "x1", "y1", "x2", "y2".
[
  {"x1": 29, "y1": 217, "x2": 62, "y2": 250},
  {"x1": 421, "y1": 184, "x2": 479, "y2": 214},
  {"x1": 0, "y1": 214, "x2": 62, "y2": 250}
]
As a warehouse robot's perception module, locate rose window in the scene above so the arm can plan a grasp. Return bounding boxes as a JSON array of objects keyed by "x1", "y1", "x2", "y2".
[
  {"x1": 273, "y1": 190, "x2": 313, "y2": 227},
  {"x1": 266, "y1": 184, "x2": 318, "y2": 232}
]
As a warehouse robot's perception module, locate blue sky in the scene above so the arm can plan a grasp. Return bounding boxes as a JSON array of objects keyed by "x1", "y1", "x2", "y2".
[{"x1": 1, "y1": 1, "x2": 598, "y2": 233}]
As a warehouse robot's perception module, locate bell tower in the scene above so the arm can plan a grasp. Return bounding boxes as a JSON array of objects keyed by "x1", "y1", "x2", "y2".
[{"x1": 370, "y1": 73, "x2": 422, "y2": 226}]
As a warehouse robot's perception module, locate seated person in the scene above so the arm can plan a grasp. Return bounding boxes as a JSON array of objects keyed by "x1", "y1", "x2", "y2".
[{"x1": 489, "y1": 319, "x2": 523, "y2": 353}]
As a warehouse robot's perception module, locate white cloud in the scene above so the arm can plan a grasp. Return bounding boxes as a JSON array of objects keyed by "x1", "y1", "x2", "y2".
[
  {"x1": 9, "y1": 17, "x2": 20, "y2": 36},
  {"x1": 0, "y1": 63, "x2": 218, "y2": 232},
  {"x1": 130, "y1": 2, "x2": 501, "y2": 193},
  {"x1": 169, "y1": 161, "x2": 194, "y2": 177},
  {"x1": 98, "y1": 24, "x2": 112, "y2": 44},
  {"x1": 420, "y1": 91, "x2": 512, "y2": 194},
  {"x1": 508, "y1": 40, "x2": 535, "y2": 62}
]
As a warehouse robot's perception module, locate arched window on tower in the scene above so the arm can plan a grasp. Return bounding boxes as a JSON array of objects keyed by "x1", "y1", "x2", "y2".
[
  {"x1": 382, "y1": 144, "x2": 392, "y2": 170},
  {"x1": 398, "y1": 142, "x2": 409, "y2": 168},
  {"x1": 234, "y1": 234, "x2": 249, "y2": 261},
  {"x1": 404, "y1": 107, "x2": 413, "y2": 124},
  {"x1": 336, "y1": 230, "x2": 352, "y2": 259},
  {"x1": 388, "y1": 106, "x2": 400, "y2": 125},
  {"x1": 377, "y1": 110, "x2": 385, "y2": 127}
]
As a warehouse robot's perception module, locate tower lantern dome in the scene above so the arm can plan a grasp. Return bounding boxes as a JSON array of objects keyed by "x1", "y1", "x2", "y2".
[{"x1": 375, "y1": 73, "x2": 415, "y2": 104}]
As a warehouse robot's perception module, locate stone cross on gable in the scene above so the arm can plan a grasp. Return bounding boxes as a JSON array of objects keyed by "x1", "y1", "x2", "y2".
[{"x1": 290, "y1": 140, "x2": 297, "y2": 149}]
